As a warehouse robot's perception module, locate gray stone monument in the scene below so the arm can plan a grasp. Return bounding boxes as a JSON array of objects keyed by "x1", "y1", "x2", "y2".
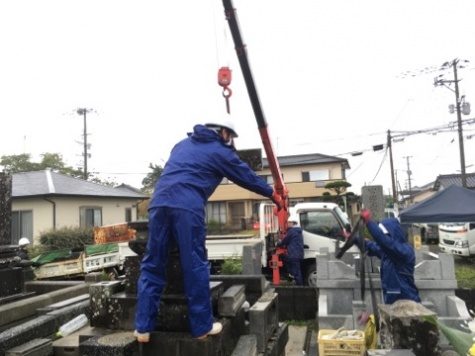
[{"x1": 361, "y1": 185, "x2": 385, "y2": 221}]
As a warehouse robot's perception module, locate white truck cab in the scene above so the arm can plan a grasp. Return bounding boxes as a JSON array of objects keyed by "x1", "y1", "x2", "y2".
[
  {"x1": 438, "y1": 222, "x2": 475, "y2": 257},
  {"x1": 289, "y1": 202, "x2": 355, "y2": 286}
]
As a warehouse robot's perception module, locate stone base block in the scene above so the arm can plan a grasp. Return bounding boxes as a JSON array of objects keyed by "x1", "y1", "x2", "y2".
[
  {"x1": 263, "y1": 322, "x2": 289, "y2": 356},
  {"x1": 5, "y1": 338, "x2": 52, "y2": 356},
  {"x1": 249, "y1": 291, "x2": 279, "y2": 353},
  {"x1": 79, "y1": 332, "x2": 137, "y2": 356}
]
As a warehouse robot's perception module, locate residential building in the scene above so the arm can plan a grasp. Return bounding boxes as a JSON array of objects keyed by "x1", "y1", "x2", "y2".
[
  {"x1": 400, "y1": 173, "x2": 475, "y2": 208},
  {"x1": 207, "y1": 152, "x2": 350, "y2": 229},
  {"x1": 11, "y1": 170, "x2": 148, "y2": 244}
]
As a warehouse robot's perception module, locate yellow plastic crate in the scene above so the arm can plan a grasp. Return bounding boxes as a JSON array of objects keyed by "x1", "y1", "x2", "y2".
[{"x1": 317, "y1": 329, "x2": 366, "y2": 356}]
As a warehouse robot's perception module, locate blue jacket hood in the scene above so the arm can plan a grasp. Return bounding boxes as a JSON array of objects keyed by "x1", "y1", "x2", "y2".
[
  {"x1": 381, "y1": 218, "x2": 407, "y2": 243},
  {"x1": 190, "y1": 124, "x2": 222, "y2": 143}
]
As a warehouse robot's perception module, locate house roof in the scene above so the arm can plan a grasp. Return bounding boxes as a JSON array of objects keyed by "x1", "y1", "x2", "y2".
[
  {"x1": 12, "y1": 170, "x2": 149, "y2": 199},
  {"x1": 263, "y1": 153, "x2": 350, "y2": 169},
  {"x1": 433, "y1": 173, "x2": 475, "y2": 190}
]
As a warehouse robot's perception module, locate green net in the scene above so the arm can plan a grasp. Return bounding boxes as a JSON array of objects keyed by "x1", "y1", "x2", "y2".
[
  {"x1": 30, "y1": 249, "x2": 76, "y2": 266},
  {"x1": 85, "y1": 243, "x2": 119, "y2": 256}
]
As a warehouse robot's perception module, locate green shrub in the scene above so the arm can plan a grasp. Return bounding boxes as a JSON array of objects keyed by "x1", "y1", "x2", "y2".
[
  {"x1": 455, "y1": 264, "x2": 475, "y2": 289},
  {"x1": 39, "y1": 226, "x2": 94, "y2": 251},
  {"x1": 221, "y1": 257, "x2": 242, "y2": 275}
]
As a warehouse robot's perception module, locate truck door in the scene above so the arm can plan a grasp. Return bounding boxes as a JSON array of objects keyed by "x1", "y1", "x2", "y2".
[{"x1": 299, "y1": 209, "x2": 347, "y2": 257}]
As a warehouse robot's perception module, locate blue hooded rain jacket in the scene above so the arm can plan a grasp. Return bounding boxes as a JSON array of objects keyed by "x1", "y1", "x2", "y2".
[
  {"x1": 365, "y1": 218, "x2": 421, "y2": 305},
  {"x1": 136, "y1": 125, "x2": 273, "y2": 337}
]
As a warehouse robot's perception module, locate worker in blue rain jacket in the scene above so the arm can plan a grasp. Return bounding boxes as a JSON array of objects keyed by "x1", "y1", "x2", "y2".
[
  {"x1": 134, "y1": 121, "x2": 284, "y2": 342},
  {"x1": 360, "y1": 209, "x2": 421, "y2": 304},
  {"x1": 277, "y1": 218, "x2": 304, "y2": 285}
]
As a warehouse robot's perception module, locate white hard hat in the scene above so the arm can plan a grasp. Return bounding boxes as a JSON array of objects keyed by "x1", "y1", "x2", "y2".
[
  {"x1": 19, "y1": 237, "x2": 30, "y2": 246},
  {"x1": 205, "y1": 120, "x2": 238, "y2": 138},
  {"x1": 288, "y1": 216, "x2": 299, "y2": 226}
]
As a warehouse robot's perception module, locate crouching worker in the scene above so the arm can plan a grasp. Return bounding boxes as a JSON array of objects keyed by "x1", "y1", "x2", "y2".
[
  {"x1": 360, "y1": 209, "x2": 421, "y2": 304},
  {"x1": 134, "y1": 121, "x2": 283, "y2": 343},
  {"x1": 277, "y1": 218, "x2": 304, "y2": 285}
]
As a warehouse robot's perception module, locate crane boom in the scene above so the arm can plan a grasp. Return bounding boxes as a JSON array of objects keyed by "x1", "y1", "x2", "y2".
[{"x1": 222, "y1": 0, "x2": 289, "y2": 236}]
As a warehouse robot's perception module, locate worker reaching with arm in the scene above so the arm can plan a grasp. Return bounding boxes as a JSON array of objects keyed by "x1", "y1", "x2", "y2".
[
  {"x1": 276, "y1": 218, "x2": 304, "y2": 285},
  {"x1": 359, "y1": 209, "x2": 421, "y2": 304},
  {"x1": 134, "y1": 120, "x2": 283, "y2": 343}
]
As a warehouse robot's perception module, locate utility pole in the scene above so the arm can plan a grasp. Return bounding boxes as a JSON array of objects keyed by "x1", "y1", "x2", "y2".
[
  {"x1": 404, "y1": 156, "x2": 413, "y2": 203},
  {"x1": 387, "y1": 130, "x2": 398, "y2": 212},
  {"x1": 453, "y1": 60, "x2": 467, "y2": 188},
  {"x1": 76, "y1": 108, "x2": 93, "y2": 180},
  {"x1": 434, "y1": 58, "x2": 470, "y2": 188}
]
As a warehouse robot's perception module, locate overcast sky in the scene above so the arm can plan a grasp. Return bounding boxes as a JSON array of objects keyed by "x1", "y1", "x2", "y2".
[{"x1": 1, "y1": 0, "x2": 474, "y2": 196}]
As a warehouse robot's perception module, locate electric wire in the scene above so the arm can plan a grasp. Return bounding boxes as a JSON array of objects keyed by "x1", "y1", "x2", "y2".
[{"x1": 369, "y1": 147, "x2": 388, "y2": 184}]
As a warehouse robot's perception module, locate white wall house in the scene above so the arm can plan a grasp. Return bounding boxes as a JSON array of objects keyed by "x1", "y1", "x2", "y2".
[{"x1": 11, "y1": 170, "x2": 148, "y2": 245}]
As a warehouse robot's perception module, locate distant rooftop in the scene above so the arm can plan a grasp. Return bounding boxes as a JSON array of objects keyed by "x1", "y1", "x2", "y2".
[
  {"x1": 434, "y1": 173, "x2": 475, "y2": 190},
  {"x1": 12, "y1": 170, "x2": 148, "y2": 199},
  {"x1": 263, "y1": 153, "x2": 350, "y2": 169}
]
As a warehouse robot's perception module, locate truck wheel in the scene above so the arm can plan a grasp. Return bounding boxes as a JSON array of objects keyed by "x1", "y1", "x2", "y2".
[{"x1": 305, "y1": 263, "x2": 317, "y2": 287}]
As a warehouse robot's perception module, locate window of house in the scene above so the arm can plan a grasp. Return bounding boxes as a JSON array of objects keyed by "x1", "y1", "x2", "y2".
[
  {"x1": 125, "y1": 207, "x2": 132, "y2": 222},
  {"x1": 302, "y1": 170, "x2": 330, "y2": 182},
  {"x1": 11, "y1": 210, "x2": 33, "y2": 244},
  {"x1": 259, "y1": 174, "x2": 276, "y2": 185},
  {"x1": 80, "y1": 206, "x2": 102, "y2": 228},
  {"x1": 206, "y1": 202, "x2": 227, "y2": 225}
]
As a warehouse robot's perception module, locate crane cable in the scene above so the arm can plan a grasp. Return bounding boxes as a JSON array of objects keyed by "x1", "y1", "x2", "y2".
[{"x1": 211, "y1": 0, "x2": 233, "y2": 114}]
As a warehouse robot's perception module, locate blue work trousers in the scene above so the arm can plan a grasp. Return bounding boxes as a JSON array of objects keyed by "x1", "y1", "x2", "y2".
[
  {"x1": 286, "y1": 258, "x2": 303, "y2": 286},
  {"x1": 135, "y1": 207, "x2": 212, "y2": 337}
]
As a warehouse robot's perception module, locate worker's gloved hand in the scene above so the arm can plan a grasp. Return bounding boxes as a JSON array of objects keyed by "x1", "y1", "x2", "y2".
[
  {"x1": 360, "y1": 209, "x2": 372, "y2": 223},
  {"x1": 271, "y1": 191, "x2": 284, "y2": 211}
]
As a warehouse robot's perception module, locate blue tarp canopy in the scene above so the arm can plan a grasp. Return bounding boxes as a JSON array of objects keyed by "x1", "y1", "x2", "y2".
[{"x1": 400, "y1": 185, "x2": 475, "y2": 223}]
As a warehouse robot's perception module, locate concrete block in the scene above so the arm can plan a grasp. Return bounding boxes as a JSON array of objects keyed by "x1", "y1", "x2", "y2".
[
  {"x1": 249, "y1": 291, "x2": 279, "y2": 353},
  {"x1": 316, "y1": 254, "x2": 329, "y2": 279},
  {"x1": 139, "y1": 318, "x2": 234, "y2": 356},
  {"x1": 274, "y1": 286, "x2": 317, "y2": 321},
  {"x1": 53, "y1": 325, "x2": 113, "y2": 356},
  {"x1": 84, "y1": 272, "x2": 104, "y2": 283},
  {"x1": 0, "y1": 268, "x2": 23, "y2": 297},
  {"x1": 439, "y1": 253, "x2": 456, "y2": 280},
  {"x1": 264, "y1": 322, "x2": 289, "y2": 356},
  {"x1": 5, "y1": 338, "x2": 52, "y2": 356},
  {"x1": 0, "y1": 283, "x2": 89, "y2": 327},
  {"x1": 414, "y1": 260, "x2": 442, "y2": 280},
  {"x1": 242, "y1": 242, "x2": 263, "y2": 275},
  {"x1": 0, "y1": 315, "x2": 57, "y2": 356},
  {"x1": 218, "y1": 285, "x2": 246, "y2": 317},
  {"x1": 210, "y1": 275, "x2": 268, "y2": 305},
  {"x1": 37, "y1": 294, "x2": 89, "y2": 313},
  {"x1": 367, "y1": 350, "x2": 416, "y2": 355},
  {"x1": 446, "y1": 295, "x2": 471, "y2": 319},
  {"x1": 79, "y1": 332, "x2": 137, "y2": 356},
  {"x1": 328, "y1": 260, "x2": 358, "y2": 279},
  {"x1": 24, "y1": 281, "x2": 85, "y2": 295},
  {"x1": 123, "y1": 255, "x2": 140, "y2": 295},
  {"x1": 231, "y1": 335, "x2": 257, "y2": 356},
  {"x1": 89, "y1": 281, "x2": 122, "y2": 327}
]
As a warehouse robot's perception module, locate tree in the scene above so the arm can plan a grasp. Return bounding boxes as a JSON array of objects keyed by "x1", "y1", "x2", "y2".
[
  {"x1": 0, "y1": 154, "x2": 39, "y2": 173},
  {"x1": 324, "y1": 180, "x2": 352, "y2": 196},
  {"x1": 0, "y1": 153, "x2": 84, "y2": 177},
  {"x1": 141, "y1": 163, "x2": 164, "y2": 193},
  {"x1": 324, "y1": 180, "x2": 352, "y2": 210}
]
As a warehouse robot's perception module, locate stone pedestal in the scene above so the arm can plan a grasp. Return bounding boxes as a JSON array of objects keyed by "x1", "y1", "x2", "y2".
[
  {"x1": 379, "y1": 300, "x2": 440, "y2": 356},
  {"x1": 0, "y1": 267, "x2": 23, "y2": 298}
]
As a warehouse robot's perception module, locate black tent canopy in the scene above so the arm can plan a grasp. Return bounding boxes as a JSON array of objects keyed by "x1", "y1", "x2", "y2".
[{"x1": 399, "y1": 185, "x2": 475, "y2": 223}]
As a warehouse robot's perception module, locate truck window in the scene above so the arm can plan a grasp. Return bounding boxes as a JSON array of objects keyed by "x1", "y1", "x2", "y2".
[{"x1": 299, "y1": 211, "x2": 341, "y2": 239}]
